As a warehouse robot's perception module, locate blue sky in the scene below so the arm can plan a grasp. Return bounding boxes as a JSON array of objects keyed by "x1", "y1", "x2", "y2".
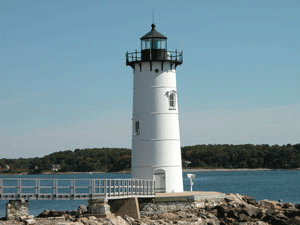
[{"x1": 0, "y1": 0, "x2": 299, "y2": 158}]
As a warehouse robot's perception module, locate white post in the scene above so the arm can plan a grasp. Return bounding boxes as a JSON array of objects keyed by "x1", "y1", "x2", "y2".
[{"x1": 187, "y1": 174, "x2": 195, "y2": 192}]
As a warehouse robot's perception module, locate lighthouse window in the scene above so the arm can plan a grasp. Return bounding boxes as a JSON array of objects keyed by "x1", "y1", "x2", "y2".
[
  {"x1": 142, "y1": 40, "x2": 151, "y2": 50},
  {"x1": 161, "y1": 40, "x2": 166, "y2": 49},
  {"x1": 151, "y1": 40, "x2": 159, "y2": 49},
  {"x1": 169, "y1": 93, "x2": 176, "y2": 109},
  {"x1": 135, "y1": 121, "x2": 140, "y2": 135}
]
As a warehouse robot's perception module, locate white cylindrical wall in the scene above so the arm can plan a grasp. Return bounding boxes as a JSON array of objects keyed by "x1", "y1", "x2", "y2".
[{"x1": 131, "y1": 61, "x2": 183, "y2": 193}]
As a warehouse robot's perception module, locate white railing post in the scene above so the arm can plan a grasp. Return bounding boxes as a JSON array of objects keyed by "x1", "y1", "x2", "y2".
[
  {"x1": 89, "y1": 180, "x2": 93, "y2": 198},
  {"x1": 104, "y1": 179, "x2": 107, "y2": 197},
  {"x1": 108, "y1": 179, "x2": 111, "y2": 197},
  {"x1": 0, "y1": 179, "x2": 3, "y2": 196},
  {"x1": 113, "y1": 180, "x2": 116, "y2": 196},
  {"x1": 92, "y1": 179, "x2": 95, "y2": 198},
  {"x1": 98, "y1": 179, "x2": 101, "y2": 196},
  {"x1": 17, "y1": 179, "x2": 21, "y2": 197},
  {"x1": 71, "y1": 179, "x2": 75, "y2": 197},
  {"x1": 54, "y1": 180, "x2": 58, "y2": 197},
  {"x1": 35, "y1": 179, "x2": 39, "y2": 199},
  {"x1": 126, "y1": 179, "x2": 129, "y2": 196}
]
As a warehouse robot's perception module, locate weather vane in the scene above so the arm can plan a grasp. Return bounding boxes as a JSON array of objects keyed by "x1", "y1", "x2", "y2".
[{"x1": 152, "y1": 9, "x2": 155, "y2": 24}]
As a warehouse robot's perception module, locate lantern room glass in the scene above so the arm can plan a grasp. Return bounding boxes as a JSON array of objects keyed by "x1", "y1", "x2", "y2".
[{"x1": 141, "y1": 39, "x2": 167, "y2": 50}]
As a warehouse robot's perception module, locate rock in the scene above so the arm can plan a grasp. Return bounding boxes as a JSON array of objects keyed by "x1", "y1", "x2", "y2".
[
  {"x1": 226, "y1": 209, "x2": 238, "y2": 219},
  {"x1": 225, "y1": 193, "x2": 245, "y2": 205},
  {"x1": 284, "y1": 208, "x2": 300, "y2": 218},
  {"x1": 294, "y1": 216, "x2": 300, "y2": 221},
  {"x1": 78, "y1": 205, "x2": 88, "y2": 215},
  {"x1": 19, "y1": 215, "x2": 35, "y2": 221},
  {"x1": 24, "y1": 219, "x2": 36, "y2": 225},
  {"x1": 37, "y1": 209, "x2": 50, "y2": 217},
  {"x1": 56, "y1": 223, "x2": 84, "y2": 225},
  {"x1": 88, "y1": 216, "x2": 97, "y2": 220},
  {"x1": 295, "y1": 204, "x2": 300, "y2": 210},
  {"x1": 270, "y1": 216, "x2": 290, "y2": 225},
  {"x1": 276, "y1": 212, "x2": 288, "y2": 220},
  {"x1": 238, "y1": 222, "x2": 269, "y2": 225},
  {"x1": 38, "y1": 209, "x2": 64, "y2": 218},
  {"x1": 109, "y1": 216, "x2": 129, "y2": 225},
  {"x1": 256, "y1": 222, "x2": 270, "y2": 225},
  {"x1": 240, "y1": 204, "x2": 261, "y2": 218},
  {"x1": 124, "y1": 215, "x2": 135, "y2": 224},
  {"x1": 282, "y1": 202, "x2": 295, "y2": 209},
  {"x1": 206, "y1": 214, "x2": 220, "y2": 225},
  {"x1": 157, "y1": 212, "x2": 180, "y2": 222},
  {"x1": 242, "y1": 195, "x2": 258, "y2": 206},
  {"x1": 238, "y1": 213, "x2": 251, "y2": 222},
  {"x1": 77, "y1": 217, "x2": 88, "y2": 223},
  {"x1": 63, "y1": 214, "x2": 76, "y2": 221}
]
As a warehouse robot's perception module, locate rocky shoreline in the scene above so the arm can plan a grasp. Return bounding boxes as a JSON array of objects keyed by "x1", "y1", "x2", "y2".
[{"x1": 1, "y1": 193, "x2": 300, "y2": 225}]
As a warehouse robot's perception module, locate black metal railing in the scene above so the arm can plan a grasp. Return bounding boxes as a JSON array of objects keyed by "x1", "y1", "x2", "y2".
[{"x1": 126, "y1": 49, "x2": 183, "y2": 66}]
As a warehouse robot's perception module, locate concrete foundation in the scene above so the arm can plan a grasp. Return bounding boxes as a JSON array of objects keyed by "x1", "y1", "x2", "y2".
[
  {"x1": 6, "y1": 200, "x2": 29, "y2": 220},
  {"x1": 88, "y1": 199, "x2": 114, "y2": 218},
  {"x1": 140, "y1": 191, "x2": 225, "y2": 217},
  {"x1": 109, "y1": 197, "x2": 140, "y2": 219}
]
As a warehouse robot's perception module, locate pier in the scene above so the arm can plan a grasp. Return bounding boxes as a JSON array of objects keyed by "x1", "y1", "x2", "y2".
[{"x1": 0, "y1": 178, "x2": 155, "y2": 200}]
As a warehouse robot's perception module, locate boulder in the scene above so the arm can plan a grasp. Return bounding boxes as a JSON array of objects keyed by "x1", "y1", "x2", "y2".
[
  {"x1": 225, "y1": 193, "x2": 245, "y2": 205},
  {"x1": 238, "y1": 213, "x2": 251, "y2": 222},
  {"x1": 38, "y1": 209, "x2": 64, "y2": 218},
  {"x1": 282, "y1": 202, "x2": 295, "y2": 209},
  {"x1": 226, "y1": 209, "x2": 238, "y2": 219},
  {"x1": 242, "y1": 195, "x2": 258, "y2": 206},
  {"x1": 240, "y1": 204, "x2": 261, "y2": 218},
  {"x1": 206, "y1": 214, "x2": 220, "y2": 225},
  {"x1": 56, "y1": 223, "x2": 84, "y2": 225},
  {"x1": 24, "y1": 218, "x2": 36, "y2": 225},
  {"x1": 78, "y1": 205, "x2": 88, "y2": 215},
  {"x1": 214, "y1": 205, "x2": 232, "y2": 218},
  {"x1": 109, "y1": 216, "x2": 133, "y2": 225},
  {"x1": 123, "y1": 215, "x2": 135, "y2": 224},
  {"x1": 284, "y1": 208, "x2": 300, "y2": 218},
  {"x1": 270, "y1": 216, "x2": 290, "y2": 225}
]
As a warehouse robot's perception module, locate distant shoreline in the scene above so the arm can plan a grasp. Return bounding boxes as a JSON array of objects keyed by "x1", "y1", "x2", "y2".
[
  {"x1": 1, "y1": 168, "x2": 300, "y2": 175},
  {"x1": 183, "y1": 168, "x2": 273, "y2": 172}
]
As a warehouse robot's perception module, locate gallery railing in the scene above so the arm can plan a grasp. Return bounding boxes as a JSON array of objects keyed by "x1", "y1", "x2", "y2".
[{"x1": 126, "y1": 50, "x2": 183, "y2": 67}]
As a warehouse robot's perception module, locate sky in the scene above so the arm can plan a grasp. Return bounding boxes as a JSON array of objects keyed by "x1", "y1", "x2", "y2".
[{"x1": 0, "y1": 0, "x2": 299, "y2": 158}]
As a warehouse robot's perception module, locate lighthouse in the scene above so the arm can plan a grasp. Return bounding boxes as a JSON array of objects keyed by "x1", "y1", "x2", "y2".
[{"x1": 126, "y1": 24, "x2": 183, "y2": 193}]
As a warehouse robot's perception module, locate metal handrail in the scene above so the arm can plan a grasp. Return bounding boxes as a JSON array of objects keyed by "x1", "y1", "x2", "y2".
[{"x1": 0, "y1": 178, "x2": 155, "y2": 200}]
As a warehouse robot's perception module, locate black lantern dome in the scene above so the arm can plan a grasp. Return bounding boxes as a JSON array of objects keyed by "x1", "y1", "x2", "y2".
[
  {"x1": 126, "y1": 24, "x2": 182, "y2": 69},
  {"x1": 140, "y1": 24, "x2": 167, "y2": 61}
]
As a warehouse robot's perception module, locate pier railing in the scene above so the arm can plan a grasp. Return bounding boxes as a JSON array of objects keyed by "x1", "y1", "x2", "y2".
[{"x1": 0, "y1": 178, "x2": 155, "y2": 200}]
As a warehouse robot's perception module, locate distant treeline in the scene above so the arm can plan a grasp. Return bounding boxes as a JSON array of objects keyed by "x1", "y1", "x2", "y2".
[
  {"x1": 1, "y1": 144, "x2": 300, "y2": 173},
  {"x1": 181, "y1": 144, "x2": 300, "y2": 169}
]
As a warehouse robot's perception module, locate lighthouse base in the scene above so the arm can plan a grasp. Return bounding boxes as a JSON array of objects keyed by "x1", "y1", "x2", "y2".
[{"x1": 132, "y1": 166, "x2": 183, "y2": 193}]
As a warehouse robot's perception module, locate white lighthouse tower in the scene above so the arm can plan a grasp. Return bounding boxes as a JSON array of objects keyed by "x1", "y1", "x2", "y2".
[{"x1": 126, "y1": 24, "x2": 183, "y2": 193}]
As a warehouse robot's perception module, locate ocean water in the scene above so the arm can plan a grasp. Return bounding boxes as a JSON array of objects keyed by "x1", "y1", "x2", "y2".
[{"x1": 0, "y1": 170, "x2": 299, "y2": 218}]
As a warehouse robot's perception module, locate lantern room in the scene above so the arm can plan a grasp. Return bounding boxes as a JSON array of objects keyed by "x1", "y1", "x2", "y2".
[
  {"x1": 141, "y1": 24, "x2": 167, "y2": 50},
  {"x1": 140, "y1": 24, "x2": 168, "y2": 61},
  {"x1": 126, "y1": 24, "x2": 183, "y2": 69}
]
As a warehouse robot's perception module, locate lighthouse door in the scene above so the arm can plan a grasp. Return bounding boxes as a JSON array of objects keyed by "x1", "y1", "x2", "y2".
[{"x1": 153, "y1": 169, "x2": 166, "y2": 193}]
